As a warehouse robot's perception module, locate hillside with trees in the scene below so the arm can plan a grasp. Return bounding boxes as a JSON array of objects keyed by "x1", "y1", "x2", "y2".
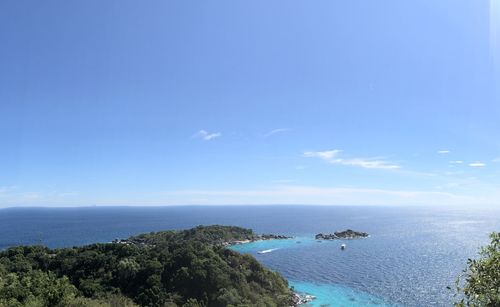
[{"x1": 0, "y1": 225, "x2": 293, "y2": 307}]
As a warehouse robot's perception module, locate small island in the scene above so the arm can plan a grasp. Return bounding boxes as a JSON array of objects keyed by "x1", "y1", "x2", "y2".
[
  {"x1": 316, "y1": 229, "x2": 369, "y2": 240},
  {"x1": 260, "y1": 233, "x2": 293, "y2": 240}
]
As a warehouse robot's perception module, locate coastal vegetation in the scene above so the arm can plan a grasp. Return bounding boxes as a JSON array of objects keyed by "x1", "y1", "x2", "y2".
[
  {"x1": 0, "y1": 225, "x2": 293, "y2": 307},
  {"x1": 454, "y1": 232, "x2": 500, "y2": 307}
]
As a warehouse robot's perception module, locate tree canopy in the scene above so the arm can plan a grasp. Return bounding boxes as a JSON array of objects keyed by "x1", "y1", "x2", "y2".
[
  {"x1": 0, "y1": 225, "x2": 293, "y2": 307},
  {"x1": 454, "y1": 232, "x2": 500, "y2": 307}
]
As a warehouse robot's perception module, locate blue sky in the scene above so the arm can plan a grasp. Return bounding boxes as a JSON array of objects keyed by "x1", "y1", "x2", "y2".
[{"x1": 1, "y1": 0, "x2": 499, "y2": 206}]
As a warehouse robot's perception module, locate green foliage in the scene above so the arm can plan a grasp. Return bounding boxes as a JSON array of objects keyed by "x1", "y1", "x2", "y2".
[
  {"x1": 0, "y1": 226, "x2": 293, "y2": 307},
  {"x1": 131, "y1": 225, "x2": 256, "y2": 246},
  {"x1": 66, "y1": 294, "x2": 138, "y2": 307},
  {"x1": 454, "y1": 232, "x2": 500, "y2": 307},
  {"x1": 0, "y1": 270, "x2": 77, "y2": 307}
]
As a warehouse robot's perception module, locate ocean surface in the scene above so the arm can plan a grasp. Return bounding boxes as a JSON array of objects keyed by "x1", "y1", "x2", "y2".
[{"x1": 0, "y1": 205, "x2": 499, "y2": 306}]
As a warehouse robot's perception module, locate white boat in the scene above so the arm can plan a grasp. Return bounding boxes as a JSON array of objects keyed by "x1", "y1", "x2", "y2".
[
  {"x1": 340, "y1": 244, "x2": 346, "y2": 250},
  {"x1": 257, "y1": 248, "x2": 278, "y2": 254}
]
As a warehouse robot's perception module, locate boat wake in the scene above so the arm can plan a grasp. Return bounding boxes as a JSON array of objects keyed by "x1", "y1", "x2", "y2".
[{"x1": 257, "y1": 248, "x2": 279, "y2": 254}]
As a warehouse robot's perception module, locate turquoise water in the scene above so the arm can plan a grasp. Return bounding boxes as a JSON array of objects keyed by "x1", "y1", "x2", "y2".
[
  {"x1": 230, "y1": 239, "x2": 394, "y2": 306},
  {"x1": 229, "y1": 236, "x2": 315, "y2": 253},
  {"x1": 1, "y1": 205, "x2": 499, "y2": 306},
  {"x1": 290, "y1": 281, "x2": 395, "y2": 307}
]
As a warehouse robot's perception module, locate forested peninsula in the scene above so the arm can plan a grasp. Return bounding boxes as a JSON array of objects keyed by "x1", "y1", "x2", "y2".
[{"x1": 0, "y1": 226, "x2": 295, "y2": 307}]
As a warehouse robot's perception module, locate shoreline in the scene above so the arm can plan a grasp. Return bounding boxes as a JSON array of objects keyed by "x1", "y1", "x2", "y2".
[
  {"x1": 223, "y1": 233, "x2": 295, "y2": 247},
  {"x1": 291, "y1": 292, "x2": 316, "y2": 306},
  {"x1": 225, "y1": 235, "x2": 317, "y2": 306}
]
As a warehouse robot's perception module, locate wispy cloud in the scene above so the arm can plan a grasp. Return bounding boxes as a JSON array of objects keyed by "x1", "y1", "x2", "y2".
[
  {"x1": 438, "y1": 150, "x2": 450, "y2": 154},
  {"x1": 304, "y1": 150, "x2": 400, "y2": 170},
  {"x1": 469, "y1": 162, "x2": 486, "y2": 167},
  {"x1": 263, "y1": 128, "x2": 291, "y2": 137},
  {"x1": 493, "y1": 157, "x2": 500, "y2": 163},
  {"x1": 449, "y1": 160, "x2": 464, "y2": 164},
  {"x1": 304, "y1": 150, "x2": 340, "y2": 160},
  {"x1": 193, "y1": 130, "x2": 221, "y2": 141}
]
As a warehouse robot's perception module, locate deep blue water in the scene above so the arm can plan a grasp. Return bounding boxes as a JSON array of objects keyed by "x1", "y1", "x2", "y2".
[{"x1": 0, "y1": 205, "x2": 499, "y2": 306}]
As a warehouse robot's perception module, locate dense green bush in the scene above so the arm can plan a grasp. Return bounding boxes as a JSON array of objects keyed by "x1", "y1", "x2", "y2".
[
  {"x1": 0, "y1": 226, "x2": 292, "y2": 307},
  {"x1": 454, "y1": 232, "x2": 500, "y2": 306}
]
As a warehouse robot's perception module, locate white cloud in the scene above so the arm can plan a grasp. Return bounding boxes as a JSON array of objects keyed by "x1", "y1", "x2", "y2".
[
  {"x1": 304, "y1": 150, "x2": 340, "y2": 160},
  {"x1": 339, "y1": 159, "x2": 400, "y2": 170},
  {"x1": 469, "y1": 162, "x2": 486, "y2": 167},
  {"x1": 493, "y1": 157, "x2": 500, "y2": 163},
  {"x1": 193, "y1": 130, "x2": 221, "y2": 141},
  {"x1": 449, "y1": 161, "x2": 464, "y2": 164},
  {"x1": 438, "y1": 150, "x2": 450, "y2": 154},
  {"x1": 263, "y1": 128, "x2": 291, "y2": 137},
  {"x1": 304, "y1": 150, "x2": 400, "y2": 170}
]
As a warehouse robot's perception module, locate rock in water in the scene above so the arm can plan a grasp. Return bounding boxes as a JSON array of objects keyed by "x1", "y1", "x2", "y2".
[{"x1": 315, "y1": 229, "x2": 369, "y2": 240}]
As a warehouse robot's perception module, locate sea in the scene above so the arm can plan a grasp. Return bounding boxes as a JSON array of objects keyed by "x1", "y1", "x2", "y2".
[{"x1": 0, "y1": 205, "x2": 499, "y2": 307}]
